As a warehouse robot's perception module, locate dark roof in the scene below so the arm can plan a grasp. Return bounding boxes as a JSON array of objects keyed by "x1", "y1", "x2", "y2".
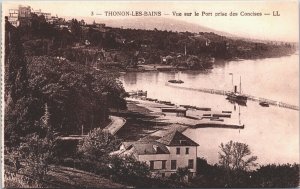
[
  {"x1": 156, "y1": 130, "x2": 199, "y2": 146},
  {"x1": 122, "y1": 141, "x2": 170, "y2": 155}
]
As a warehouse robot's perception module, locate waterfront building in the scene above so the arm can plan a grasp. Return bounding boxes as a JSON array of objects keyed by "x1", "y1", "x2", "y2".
[{"x1": 113, "y1": 130, "x2": 199, "y2": 178}]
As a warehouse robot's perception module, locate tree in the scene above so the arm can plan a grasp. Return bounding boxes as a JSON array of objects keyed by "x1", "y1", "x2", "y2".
[
  {"x1": 218, "y1": 141, "x2": 257, "y2": 171},
  {"x1": 78, "y1": 128, "x2": 121, "y2": 160},
  {"x1": 176, "y1": 167, "x2": 191, "y2": 182},
  {"x1": 26, "y1": 56, "x2": 126, "y2": 135},
  {"x1": 4, "y1": 19, "x2": 31, "y2": 146},
  {"x1": 17, "y1": 105, "x2": 57, "y2": 186},
  {"x1": 251, "y1": 164, "x2": 299, "y2": 188},
  {"x1": 109, "y1": 155, "x2": 150, "y2": 186},
  {"x1": 70, "y1": 19, "x2": 82, "y2": 42}
]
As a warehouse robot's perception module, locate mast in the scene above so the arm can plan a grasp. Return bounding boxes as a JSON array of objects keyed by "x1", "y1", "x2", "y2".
[
  {"x1": 229, "y1": 73, "x2": 234, "y2": 92},
  {"x1": 238, "y1": 105, "x2": 241, "y2": 125},
  {"x1": 239, "y1": 76, "x2": 242, "y2": 94},
  {"x1": 184, "y1": 44, "x2": 187, "y2": 56}
]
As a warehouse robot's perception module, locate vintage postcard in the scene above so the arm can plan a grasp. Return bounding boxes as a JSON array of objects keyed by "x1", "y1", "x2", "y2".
[{"x1": 1, "y1": 0, "x2": 299, "y2": 188}]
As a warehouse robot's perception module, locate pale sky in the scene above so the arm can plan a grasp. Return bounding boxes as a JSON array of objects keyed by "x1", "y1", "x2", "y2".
[{"x1": 3, "y1": 1, "x2": 299, "y2": 42}]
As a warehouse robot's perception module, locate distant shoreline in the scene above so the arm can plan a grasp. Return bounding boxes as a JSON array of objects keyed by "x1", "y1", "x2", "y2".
[{"x1": 120, "y1": 52, "x2": 298, "y2": 73}]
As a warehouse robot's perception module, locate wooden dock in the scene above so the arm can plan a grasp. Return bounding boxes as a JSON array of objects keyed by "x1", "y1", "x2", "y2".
[
  {"x1": 193, "y1": 123, "x2": 245, "y2": 129},
  {"x1": 165, "y1": 83, "x2": 299, "y2": 111}
]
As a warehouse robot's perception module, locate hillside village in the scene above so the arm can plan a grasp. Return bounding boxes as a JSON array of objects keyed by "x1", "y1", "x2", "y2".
[{"x1": 8, "y1": 5, "x2": 297, "y2": 71}]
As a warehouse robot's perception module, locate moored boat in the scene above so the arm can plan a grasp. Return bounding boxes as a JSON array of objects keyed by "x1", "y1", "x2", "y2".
[
  {"x1": 168, "y1": 79, "x2": 184, "y2": 84},
  {"x1": 226, "y1": 92, "x2": 247, "y2": 102},
  {"x1": 226, "y1": 75, "x2": 247, "y2": 104},
  {"x1": 259, "y1": 101, "x2": 269, "y2": 107}
]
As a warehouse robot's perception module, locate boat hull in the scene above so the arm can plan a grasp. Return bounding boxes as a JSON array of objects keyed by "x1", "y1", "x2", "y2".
[
  {"x1": 168, "y1": 79, "x2": 184, "y2": 84},
  {"x1": 259, "y1": 102, "x2": 269, "y2": 107},
  {"x1": 226, "y1": 92, "x2": 247, "y2": 105}
]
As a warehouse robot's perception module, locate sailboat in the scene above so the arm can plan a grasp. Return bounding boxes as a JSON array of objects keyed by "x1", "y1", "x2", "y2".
[{"x1": 226, "y1": 76, "x2": 247, "y2": 105}]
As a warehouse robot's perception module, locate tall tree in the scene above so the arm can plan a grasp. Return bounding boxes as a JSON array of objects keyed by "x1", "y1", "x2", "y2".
[
  {"x1": 218, "y1": 140, "x2": 257, "y2": 171},
  {"x1": 5, "y1": 17, "x2": 28, "y2": 102},
  {"x1": 70, "y1": 19, "x2": 82, "y2": 42}
]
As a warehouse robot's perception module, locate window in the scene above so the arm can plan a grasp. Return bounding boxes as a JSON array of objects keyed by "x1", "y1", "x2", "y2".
[
  {"x1": 186, "y1": 148, "x2": 189, "y2": 154},
  {"x1": 162, "y1": 160, "x2": 166, "y2": 169},
  {"x1": 171, "y1": 160, "x2": 177, "y2": 170},
  {"x1": 176, "y1": 148, "x2": 180, "y2": 154},
  {"x1": 188, "y1": 159, "x2": 194, "y2": 169},
  {"x1": 150, "y1": 161, "x2": 154, "y2": 170}
]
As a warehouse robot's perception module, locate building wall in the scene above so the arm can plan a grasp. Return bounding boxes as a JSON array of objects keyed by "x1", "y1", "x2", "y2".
[
  {"x1": 167, "y1": 146, "x2": 197, "y2": 173},
  {"x1": 18, "y1": 6, "x2": 31, "y2": 18},
  {"x1": 8, "y1": 9, "x2": 19, "y2": 27},
  {"x1": 41, "y1": 13, "x2": 52, "y2": 20},
  {"x1": 138, "y1": 154, "x2": 171, "y2": 176},
  {"x1": 137, "y1": 146, "x2": 197, "y2": 177}
]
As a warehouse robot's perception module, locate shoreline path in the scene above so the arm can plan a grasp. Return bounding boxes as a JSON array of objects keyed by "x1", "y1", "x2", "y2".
[{"x1": 103, "y1": 116, "x2": 126, "y2": 135}]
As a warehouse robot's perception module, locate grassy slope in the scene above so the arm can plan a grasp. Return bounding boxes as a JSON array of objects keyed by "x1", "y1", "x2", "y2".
[
  {"x1": 45, "y1": 165, "x2": 126, "y2": 188},
  {"x1": 5, "y1": 165, "x2": 126, "y2": 188}
]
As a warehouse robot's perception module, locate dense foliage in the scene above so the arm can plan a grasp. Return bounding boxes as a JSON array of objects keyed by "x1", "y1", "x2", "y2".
[
  {"x1": 191, "y1": 158, "x2": 299, "y2": 188},
  {"x1": 5, "y1": 18, "x2": 128, "y2": 186},
  {"x1": 5, "y1": 19, "x2": 127, "y2": 144},
  {"x1": 5, "y1": 104, "x2": 57, "y2": 187},
  {"x1": 79, "y1": 128, "x2": 121, "y2": 159},
  {"x1": 17, "y1": 13, "x2": 297, "y2": 68}
]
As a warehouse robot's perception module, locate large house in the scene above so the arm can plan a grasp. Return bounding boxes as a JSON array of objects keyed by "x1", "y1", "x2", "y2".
[{"x1": 114, "y1": 130, "x2": 199, "y2": 177}]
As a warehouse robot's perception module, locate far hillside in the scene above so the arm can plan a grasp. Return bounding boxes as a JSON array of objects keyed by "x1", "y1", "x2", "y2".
[{"x1": 18, "y1": 14, "x2": 297, "y2": 70}]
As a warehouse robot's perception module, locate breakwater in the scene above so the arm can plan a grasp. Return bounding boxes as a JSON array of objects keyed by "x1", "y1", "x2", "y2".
[{"x1": 165, "y1": 82, "x2": 299, "y2": 111}]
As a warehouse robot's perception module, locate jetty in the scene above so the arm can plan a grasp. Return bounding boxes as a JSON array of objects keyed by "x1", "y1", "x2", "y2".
[
  {"x1": 165, "y1": 82, "x2": 299, "y2": 111},
  {"x1": 193, "y1": 123, "x2": 244, "y2": 129}
]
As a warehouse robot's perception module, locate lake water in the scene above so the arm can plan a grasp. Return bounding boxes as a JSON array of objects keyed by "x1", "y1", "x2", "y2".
[{"x1": 120, "y1": 54, "x2": 299, "y2": 166}]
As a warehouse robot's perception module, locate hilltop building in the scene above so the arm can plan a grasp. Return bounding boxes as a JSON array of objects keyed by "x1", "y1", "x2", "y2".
[
  {"x1": 113, "y1": 130, "x2": 199, "y2": 178},
  {"x1": 31, "y1": 9, "x2": 51, "y2": 20},
  {"x1": 8, "y1": 9, "x2": 19, "y2": 27},
  {"x1": 8, "y1": 5, "x2": 52, "y2": 27}
]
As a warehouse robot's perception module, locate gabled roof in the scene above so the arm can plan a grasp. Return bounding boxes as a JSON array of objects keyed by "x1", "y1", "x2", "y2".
[
  {"x1": 122, "y1": 141, "x2": 170, "y2": 155},
  {"x1": 156, "y1": 130, "x2": 199, "y2": 146}
]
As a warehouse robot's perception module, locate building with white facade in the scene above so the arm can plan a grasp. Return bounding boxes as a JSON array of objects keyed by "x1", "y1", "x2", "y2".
[
  {"x1": 31, "y1": 9, "x2": 51, "y2": 20},
  {"x1": 114, "y1": 130, "x2": 199, "y2": 178},
  {"x1": 8, "y1": 5, "x2": 31, "y2": 27},
  {"x1": 8, "y1": 9, "x2": 19, "y2": 27},
  {"x1": 8, "y1": 6, "x2": 53, "y2": 27}
]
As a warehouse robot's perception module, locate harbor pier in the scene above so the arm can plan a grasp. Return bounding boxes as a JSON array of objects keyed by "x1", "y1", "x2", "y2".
[{"x1": 165, "y1": 82, "x2": 299, "y2": 111}]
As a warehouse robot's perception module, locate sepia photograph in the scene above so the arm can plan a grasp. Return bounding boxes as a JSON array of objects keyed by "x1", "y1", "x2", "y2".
[{"x1": 1, "y1": 0, "x2": 299, "y2": 188}]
